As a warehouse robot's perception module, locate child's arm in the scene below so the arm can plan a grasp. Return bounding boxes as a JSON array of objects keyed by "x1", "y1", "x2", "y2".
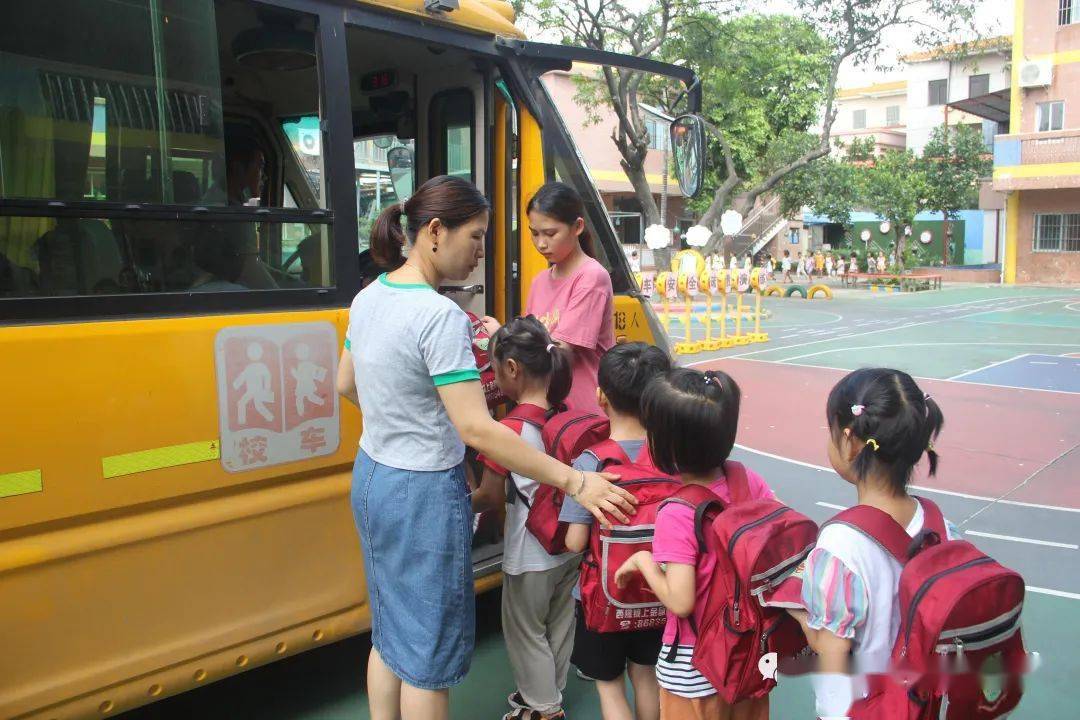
[
  {"x1": 564, "y1": 523, "x2": 589, "y2": 553},
  {"x1": 471, "y1": 466, "x2": 506, "y2": 514},
  {"x1": 814, "y1": 628, "x2": 852, "y2": 674},
  {"x1": 614, "y1": 551, "x2": 696, "y2": 618}
]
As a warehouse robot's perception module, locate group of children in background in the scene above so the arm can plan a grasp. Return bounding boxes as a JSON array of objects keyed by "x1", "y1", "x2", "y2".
[{"x1": 470, "y1": 326, "x2": 948, "y2": 720}]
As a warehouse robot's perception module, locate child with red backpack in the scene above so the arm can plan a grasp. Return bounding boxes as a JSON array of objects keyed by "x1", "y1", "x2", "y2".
[
  {"x1": 471, "y1": 316, "x2": 593, "y2": 720},
  {"x1": 559, "y1": 342, "x2": 674, "y2": 720},
  {"x1": 797, "y1": 368, "x2": 1025, "y2": 719},
  {"x1": 614, "y1": 369, "x2": 780, "y2": 720}
]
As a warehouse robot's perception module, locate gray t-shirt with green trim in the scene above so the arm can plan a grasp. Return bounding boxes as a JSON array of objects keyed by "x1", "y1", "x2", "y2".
[{"x1": 347, "y1": 274, "x2": 479, "y2": 471}]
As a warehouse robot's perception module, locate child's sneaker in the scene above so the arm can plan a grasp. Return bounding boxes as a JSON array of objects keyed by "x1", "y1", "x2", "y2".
[
  {"x1": 507, "y1": 692, "x2": 528, "y2": 710},
  {"x1": 502, "y1": 710, "x2": 565, "y2": 720}
]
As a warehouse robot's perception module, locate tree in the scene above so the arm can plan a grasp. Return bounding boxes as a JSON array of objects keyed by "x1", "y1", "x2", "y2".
[
  {"x1": 522, "y1": 0, "x2": 712, "y2": 230},
  {"x1": 860, "y1": 149, "x2": 929, "y2": 270},
  {"x1": 921, "y1": 123, "x2": 992, "y2": 265},
  {"x1": 689, "y1": 0, "x2": 980, "y2": 253}
]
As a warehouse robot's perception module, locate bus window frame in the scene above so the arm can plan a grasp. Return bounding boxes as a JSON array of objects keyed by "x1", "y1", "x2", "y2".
[
  {"x1": 428, "y1": 88, "x2": 477, "y2": 184},
  {"x1": 0, "y1": 0, "x2": 357, "y2": 324}
]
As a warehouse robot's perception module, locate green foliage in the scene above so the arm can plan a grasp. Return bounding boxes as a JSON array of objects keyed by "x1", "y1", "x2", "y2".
[
  {"x1": 861, "y1": 149, "x2": 928, "y2": 231},
  {"x1": 671, "y1": 14, "x2": 832, "y2": 189},
  {"x1": 921, "y1": 124, "x2": 992, "y2": 217}
]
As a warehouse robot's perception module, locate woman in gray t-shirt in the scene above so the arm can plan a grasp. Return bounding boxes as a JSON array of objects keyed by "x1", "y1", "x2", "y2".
[{"x1": 335, "y1": 176, "x2": 635, "y2": 719}]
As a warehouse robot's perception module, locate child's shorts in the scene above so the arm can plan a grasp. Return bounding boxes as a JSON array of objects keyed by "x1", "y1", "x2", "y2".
[{"x1": 570, "y1": 601, "x2": 662, "y2": 681}]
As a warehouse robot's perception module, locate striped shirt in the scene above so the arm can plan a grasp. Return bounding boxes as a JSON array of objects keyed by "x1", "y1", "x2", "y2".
[{"x1": 655, "y1": 643, "x2": 716, "y2": 698}]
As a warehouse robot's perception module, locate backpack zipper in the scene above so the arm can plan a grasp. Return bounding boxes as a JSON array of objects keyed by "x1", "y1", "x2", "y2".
[
  {"x1": 901, "y1": 556, "x2": 994, "y2": 656},
  {"x1": 550, "y1": 413, "x2": 602, "y2": 452},
  {"x1": 933, "y1": 611, "x2": 1022, "y2": 654},
  {"x1": 759, "y1": 617, "x2": 783, "y2": 654},
  {"x1": 728, "y1": 507, "x2": 790, "y2": 625}
]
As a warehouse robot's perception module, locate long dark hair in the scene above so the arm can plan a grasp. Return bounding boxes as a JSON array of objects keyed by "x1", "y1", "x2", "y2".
[
  {"x1": 642, "y1": 368, "x2": 741, "y2": 476},
  {"x1": 826, "y1": 368, "x2": 945, "y2": 494},
  {"x1": 526, "y1": 181, "x2": 596, "y2": 258},
  {"x1": 490, "y1": 315, "x2": 572, "y2": 409},
  {"x1": 370, "y1": 175, "x2": 491, "y2": 270}
]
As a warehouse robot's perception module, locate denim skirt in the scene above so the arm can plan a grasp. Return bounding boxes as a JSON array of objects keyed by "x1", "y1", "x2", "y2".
[{"x1": 351, "y1": 449, "x2": 475, "y2": 689}]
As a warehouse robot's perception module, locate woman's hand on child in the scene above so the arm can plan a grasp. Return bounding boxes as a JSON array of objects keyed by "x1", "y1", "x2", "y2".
[
  {"x1": 578, "y1": 471, "x2": 637, "y2": 527},
  {"x1": 479, "y1": 315, "x2": 501, "y2": 337},
  {"x1": 614, "y1": 550, "x2": 651, "y2": 589}
]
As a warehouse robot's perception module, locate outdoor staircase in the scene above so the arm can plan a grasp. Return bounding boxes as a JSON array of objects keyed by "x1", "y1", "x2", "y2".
[{"x1": 728, "y1": 196, "x2": 788, "y2": 258}]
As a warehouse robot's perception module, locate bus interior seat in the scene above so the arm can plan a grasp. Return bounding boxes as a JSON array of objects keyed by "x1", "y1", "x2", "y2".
[
  {"x1": 33, "y1": 218, "x2": 124, "y2": 295},
  {"x1": 172, "y1": 171, "x2": 202, "y2": 204}
]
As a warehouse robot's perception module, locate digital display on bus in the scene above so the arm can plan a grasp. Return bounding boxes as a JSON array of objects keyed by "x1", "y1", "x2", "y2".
[{"x1": 361, "y1": 69, "x2": 396, "y2": 93}]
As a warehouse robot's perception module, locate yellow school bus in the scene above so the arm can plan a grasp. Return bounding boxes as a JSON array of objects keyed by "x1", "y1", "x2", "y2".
[{"x1": 0, "y1": 1, "x2": 703, "y2": 717}]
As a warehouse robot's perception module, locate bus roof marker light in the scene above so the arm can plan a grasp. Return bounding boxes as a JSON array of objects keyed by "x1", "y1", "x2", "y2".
[{"x1": 425, "y1": 0, "x2": 460, "y2": 13}]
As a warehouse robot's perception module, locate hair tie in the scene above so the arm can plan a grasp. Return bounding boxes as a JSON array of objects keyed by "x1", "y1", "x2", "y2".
[
  {"x1": 927, "y1": 440, "x2": 935, "y2": 452},
  {"x1": 546, "y1": 343, "x2": 557, "y2": 354},
  {"x1": 866, "y1": 438, "x2": 880, "y2": 452},
  {"x1": 399, "y1": 201, "x2": 406, "y2": 214},
  {"x1": 851, "y1": 404, "x2": 865, "y2": 416}
]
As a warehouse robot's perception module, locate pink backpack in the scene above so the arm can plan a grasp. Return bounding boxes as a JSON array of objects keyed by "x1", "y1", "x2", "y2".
[
  {"x1": 577, "y1": 439, "x2": 679, "y2": 633},
  {"x1": 826, "y1": 498, "x2": 1026, "y2": 719},
  {"x1": 502, "y1": 405, "x2": 610, "y2": 555},
  {"x1": 660, "y1": 466, "x2": 817, "y2": 703}
]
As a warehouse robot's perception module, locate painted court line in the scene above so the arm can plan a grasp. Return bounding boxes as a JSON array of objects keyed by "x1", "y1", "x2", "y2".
[
  {"x1": 697, "y1": 355, "x2": 1080, "y2": 399},
  {"x1": 949, "y1": 353, "x2": 1030, "y2": 380},
  {"x1": 964, "y1": 530, "x2": 1078, "y2": 550},
  {"x1": 709, "y1": 298, "x2": 1071, "y2": 362},
  {"x1": 1027, "y1": 586, "x2": 1080, "y2": 601},
  {"x1": 734, "y1": 444, "x2": 1080, "y2": 514},
  {"x1": 816, "y1": 501, "x2": 847, "y2": 511}
]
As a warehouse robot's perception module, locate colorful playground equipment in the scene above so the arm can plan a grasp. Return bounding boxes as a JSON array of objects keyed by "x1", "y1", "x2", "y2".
[
  {"x1": 637, "y1": 251, "x2": 770, "y2": 355},
  {"x1": 762, "y1": 283, "x2": 834, "y2": 300}
]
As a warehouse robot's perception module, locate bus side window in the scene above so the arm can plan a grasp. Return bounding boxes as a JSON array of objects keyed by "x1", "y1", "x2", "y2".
[
  {"x1": 430, "y1": 89, "x2": 475, "y2": 183},
  {"x1": 0, "y1": 0, "x2": 334, "y2": 301}
]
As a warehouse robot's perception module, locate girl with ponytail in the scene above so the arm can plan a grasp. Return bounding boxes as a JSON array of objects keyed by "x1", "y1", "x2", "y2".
[
  {"x1": 798, "y1": 368, "x2": 959, "y2": 718},
  {"x1": 471, "y1": 315, "x2": 579, "y2": 720},
  {"x1": 523, "y1": 181, "x2": 615, "y2": 414},
  {"x1": 336, "y1": 177, "x2": 636, "y2": 719}
]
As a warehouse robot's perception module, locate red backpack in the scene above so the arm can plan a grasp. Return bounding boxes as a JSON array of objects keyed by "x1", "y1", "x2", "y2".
[
  {"x1": 826, "y1": 498, "x2": 1026, "y2": 720},
  {"x1": 502, "y1": 405, "x2": 610, "y2": 555},
  {"x1": 660, "y1": 466, "x2": 817, "y2": 704},
  {"x1": 577, "y1": 439, "x2": 680, "y2": 633}
]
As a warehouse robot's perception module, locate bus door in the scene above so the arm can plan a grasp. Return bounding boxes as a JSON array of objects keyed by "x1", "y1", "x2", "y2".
[
  {"x1": 496, "y1": 40, "x2": 706, "y2": 354},
  {"x1": 342, "y1": 18, "x2": 507, "y2": 575}
]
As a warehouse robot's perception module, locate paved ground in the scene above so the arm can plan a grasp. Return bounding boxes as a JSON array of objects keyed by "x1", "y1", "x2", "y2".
[{"x1": 124, "y1": 284, "x2": 1080, "y2": 720}]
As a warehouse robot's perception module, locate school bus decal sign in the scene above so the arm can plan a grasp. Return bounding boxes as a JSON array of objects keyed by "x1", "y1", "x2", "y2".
[{"x1": 214, "y1": 322, "x2": 340, "y2": 471}]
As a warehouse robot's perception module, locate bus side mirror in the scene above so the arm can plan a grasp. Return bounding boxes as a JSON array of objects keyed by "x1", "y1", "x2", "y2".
[
  {"x1": 387, "y1": 147, "x2": 414, "y2": 201},
  {"x1": 671, "y1": 115, "x2": 705, "y2": 199}
]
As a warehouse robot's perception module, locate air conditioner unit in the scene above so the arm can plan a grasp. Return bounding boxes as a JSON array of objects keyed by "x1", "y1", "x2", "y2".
[{"x1": 1019, "y1": 59, "x2": 1053, "y2": 88}]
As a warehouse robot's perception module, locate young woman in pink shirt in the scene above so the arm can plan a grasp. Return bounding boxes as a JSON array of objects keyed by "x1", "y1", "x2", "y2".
[{"x1": 523, "y1": 182, "x2": 614, "y2": 414}]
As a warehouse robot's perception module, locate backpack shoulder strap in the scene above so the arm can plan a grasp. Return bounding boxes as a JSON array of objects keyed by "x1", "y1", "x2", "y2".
[
  {"x1": 915, "y1": 496, "x2": 948, "y2": 538},
  {"x1": 722, "y1": 461, "x2": 752, "y2": 504},
  {"x1": 660, "y1": 483, "x2": 719, "y2": 511},
  {"x1": 586, "y1": 438, "x2": 632, "y2": 469},
  {"x1": 660, "y1": 485, "x2": 724, "y2": 554},
  {"x1": 823, "y1": 505, "x2": 912, "y2": 565},
  {"x1": 506, "y1": 403, "x2": 548, "y2": 429}
]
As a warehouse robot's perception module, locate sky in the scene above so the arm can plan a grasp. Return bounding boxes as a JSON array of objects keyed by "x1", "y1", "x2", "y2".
[{"x1": 831, "y1": 0, "x2": 1014, "y2": 87}]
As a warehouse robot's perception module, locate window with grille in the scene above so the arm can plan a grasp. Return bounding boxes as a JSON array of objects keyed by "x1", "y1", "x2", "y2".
[
  {"x1": 853, "y1": 109, "x2": 867, "y2": 129},
  {"x1": 886, "y1": 105, "x2": 900, "y2": 126},
  {"x1": 1061, "y1": 0, "x2": 1073, "y2": 26},
  {"x1": 1037, "y1": 101, "x2": 1065, "y2": 132},
  {"x1": 928, "y1": 79, "x2": 948, "y2": 106},
  {"x1": 1034, "y1": 213, "x2": 1080, "y2": 252},
  {"x1": 969, "y1": 74, "x2": 990, "y2": 98}
]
